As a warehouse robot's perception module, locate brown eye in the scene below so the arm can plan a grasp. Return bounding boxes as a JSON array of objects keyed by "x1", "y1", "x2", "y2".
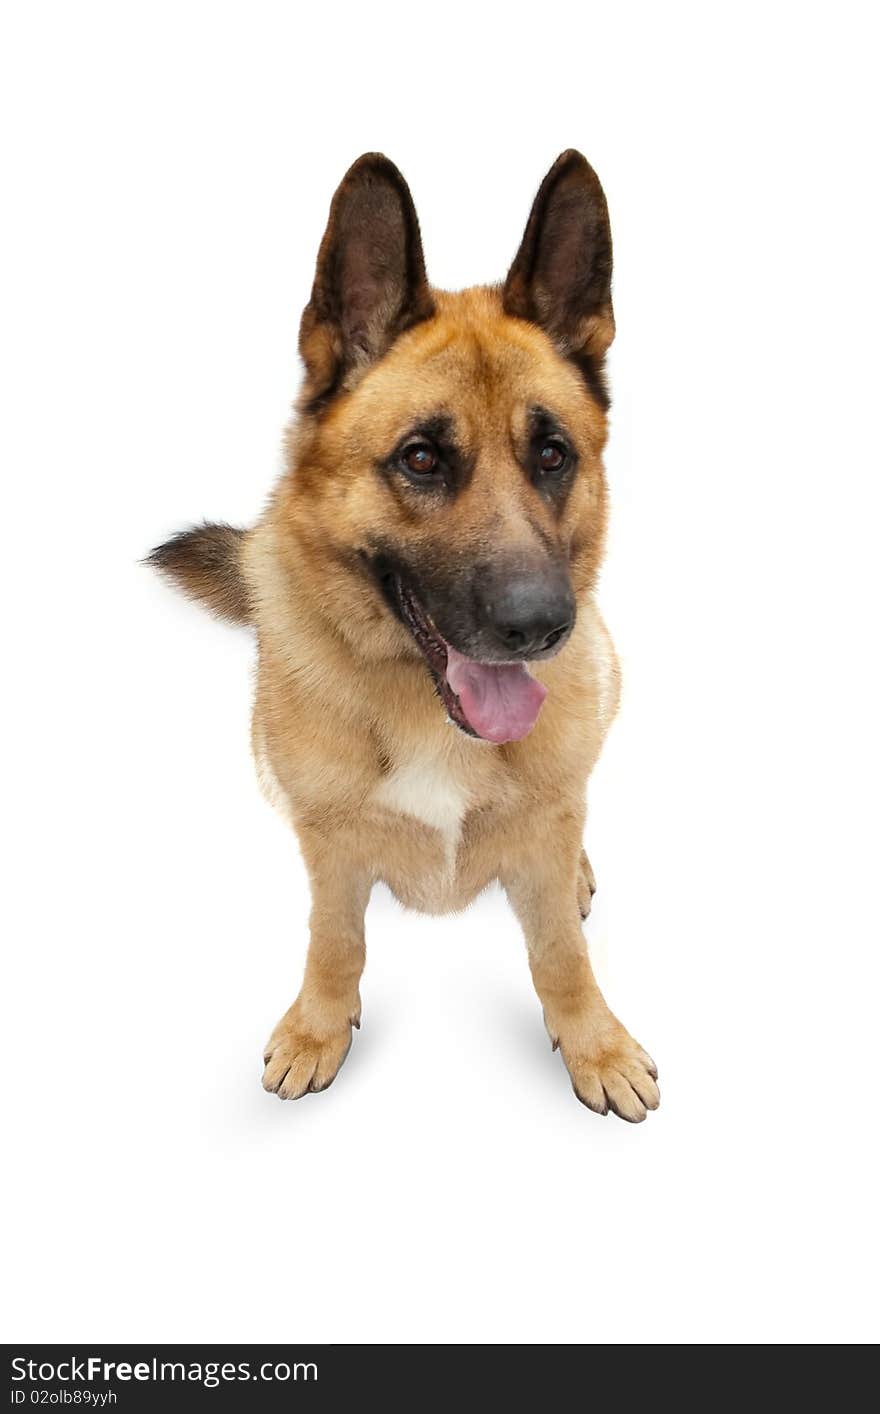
[
  {"x1": 402, "y1": 443, "x2": 438, "y2": 476},
  {"x1": 539, "y1": 441, "x2": 567, "y2": 473}
]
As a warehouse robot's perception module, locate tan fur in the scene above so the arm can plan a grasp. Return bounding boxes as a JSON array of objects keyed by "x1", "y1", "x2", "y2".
[
  {"x1": 248, "y1": 289, "x2": 654, "y2": 1117},
  {"x1": 155, "y1": 156, "x2": 659, "y2": 1119}
]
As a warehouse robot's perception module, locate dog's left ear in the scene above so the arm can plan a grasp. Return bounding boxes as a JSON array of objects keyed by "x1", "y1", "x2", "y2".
[
  {"x1": 298, "y1": 153, "x2": 434, "y2": 409},
  {"x1": 503, "y1": 150, "x2": 615, "y2": 372}
]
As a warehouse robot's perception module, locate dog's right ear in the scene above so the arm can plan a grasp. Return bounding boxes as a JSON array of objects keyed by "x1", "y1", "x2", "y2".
[{"x1": 298, "y1": 154, "x2": 434, "y2": 411}]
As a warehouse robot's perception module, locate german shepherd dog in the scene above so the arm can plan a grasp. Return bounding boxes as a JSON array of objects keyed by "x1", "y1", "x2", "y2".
[{"x1": 150, "y1": 150, "x2": 659, "y2": 1121}]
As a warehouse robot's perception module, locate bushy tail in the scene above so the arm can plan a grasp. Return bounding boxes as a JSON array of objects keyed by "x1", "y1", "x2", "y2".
[{"x1": 147, "y1": 522, "x2": 251, "y2": 625}]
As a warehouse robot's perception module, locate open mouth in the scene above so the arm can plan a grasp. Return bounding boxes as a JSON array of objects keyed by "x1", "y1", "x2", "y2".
[{"x1": 393, "y1": 578, "x2": 548, "y2": 745}]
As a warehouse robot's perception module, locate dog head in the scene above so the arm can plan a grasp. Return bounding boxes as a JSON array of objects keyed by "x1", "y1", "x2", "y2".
[{"x1": 283, "y1": 151, "x2": 615, "y2": 744}]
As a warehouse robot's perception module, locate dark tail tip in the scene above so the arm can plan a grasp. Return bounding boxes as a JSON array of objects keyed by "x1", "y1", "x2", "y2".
[{"x1": 146, "y1": 522, "x2": 251, "y2": 625}]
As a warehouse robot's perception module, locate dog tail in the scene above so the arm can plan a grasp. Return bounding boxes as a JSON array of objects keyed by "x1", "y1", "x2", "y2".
[{"x1": 146, "y1": 522, "x2": 252, "y2": 626}]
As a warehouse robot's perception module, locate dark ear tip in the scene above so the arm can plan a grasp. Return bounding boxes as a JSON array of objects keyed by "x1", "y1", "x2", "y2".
[
  {"x1": 549, "y1": 148, "x2": 603, "y2": 188},
  {"x1": 342, "y1": 151, "x2": 407, "y2": 187},
  {"x1": 553, "y1": 147, "x2": 589, "y2": 167}
]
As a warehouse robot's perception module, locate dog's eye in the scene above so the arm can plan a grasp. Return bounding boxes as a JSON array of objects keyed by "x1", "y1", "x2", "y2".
[
  {"x1": 538, "y1": 441, "x2": 567, "y2": 474},
  {"x1": 401, "y1": 444, "x2": 438, "y2": 477}
]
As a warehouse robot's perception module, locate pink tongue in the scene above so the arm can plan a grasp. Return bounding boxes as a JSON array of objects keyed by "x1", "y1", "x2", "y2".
[{"x1": 444, "y1": 645, "x2": 548, "y2": 744}]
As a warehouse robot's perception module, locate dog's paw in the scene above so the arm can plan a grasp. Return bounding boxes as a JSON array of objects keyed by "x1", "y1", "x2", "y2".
[
  {"x1": 556, "y1": 1018, "x2": 659, "y2": 1122},
  {"x1": 262, "y1": 1007, "x2": 355, "y2": 1100},
  {"x1": 577, "y1": 849, "x2": 597, "y2": 920}
]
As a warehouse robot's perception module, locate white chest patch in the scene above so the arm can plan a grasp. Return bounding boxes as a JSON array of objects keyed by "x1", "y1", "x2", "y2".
[{"x1": 373, "y1": 753, "x2": 470, "y2": 864}]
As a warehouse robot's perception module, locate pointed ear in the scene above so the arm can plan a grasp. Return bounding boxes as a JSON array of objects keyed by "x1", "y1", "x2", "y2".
[
  {"x1": 298, "y1": 153, "x2": 434, "y2": 409},
  {"x1": 503, "y1": 150, "x2": 614, "y2": 390}
]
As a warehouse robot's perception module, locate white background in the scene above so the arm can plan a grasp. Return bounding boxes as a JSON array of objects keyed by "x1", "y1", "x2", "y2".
[{"x1": 2, "y1": 1, "x2": 878, "y2": 1345}]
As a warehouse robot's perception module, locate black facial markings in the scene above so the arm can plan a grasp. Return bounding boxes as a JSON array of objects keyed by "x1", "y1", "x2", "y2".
[
  {"x1": 377, "y1": 413, "x2": 472, "y2": 497},
  {"x1": 528, "y1": 405, "x2": 571, "y2": 442},
  {"x1": 568, "y1": 352, "x2": 611, "y2": 412},
  {"x1": 402, "y1": 413, "x2": 455, "y2": 447},
  {"x1": 526, "y1": 406, "x2": 578, "y2": 502},
  {"x1": 358, "y1": 544, "x2": 446, "y2": 642},
  {"x1": 358, "y1": 545, "x2": 411, "y2": 620},
  {"x1": 355, "y1": 544, "x2": 482, "y2": 738},
  {"x1": 301, "y1": 372, "x2": 344, "y2": 418}
]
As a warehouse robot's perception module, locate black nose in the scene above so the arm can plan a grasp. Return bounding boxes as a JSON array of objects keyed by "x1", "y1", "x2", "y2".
[{"x1": 486, "y1": 575, "x2": 575, "y2": 658}]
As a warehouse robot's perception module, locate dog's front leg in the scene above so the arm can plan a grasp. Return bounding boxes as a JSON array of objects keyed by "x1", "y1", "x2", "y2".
[
  {"x1": 262, "y1": 837, "x2": 370, "y2": 1100},
  {"x1": 503, "y1": 821, "x2": 660, "y2": 1122}
]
